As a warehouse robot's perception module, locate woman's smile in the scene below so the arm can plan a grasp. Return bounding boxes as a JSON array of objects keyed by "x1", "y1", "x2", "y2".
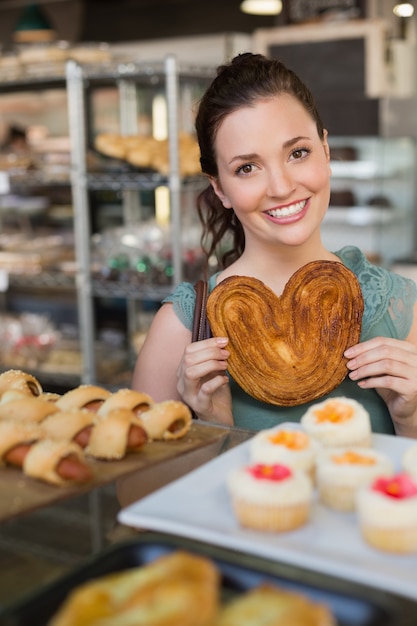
[{"x1": 264, "y1": 198, "x2": 308, "y2": 220}]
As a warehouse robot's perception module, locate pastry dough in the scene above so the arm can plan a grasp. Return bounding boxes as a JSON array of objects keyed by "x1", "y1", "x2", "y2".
[
  {"x1": 0, "y1": 421, "x2": 43, "y2": 464},
  {"x1": 206, "y1": 261, "x2": 364, "y2": 406},
  {"x1": 0, "y1": 396, "x2": 60, "y2": 422},
  {"x1": 48, "y1": 550, "x2": 220, "y2": 626},
  {"x1": 97, "y1": 388, "x2": 153, "y2": 417},
  {"x1": 140, "y1": 400, "x2": 192, "y2": 440},
  {"x1": 23, "y1": 439, "x2": 88, "y2": 486},
  {"x1": 215, "y1": 584, "x2": 336, "y2": 625},
  {"x1": 0, "y1": 369, "x2": 43, "y2": 398},
  {"x1": 41, "y1": 409, "x2": 95, "y2": 442},
  {"x1": 56, "y1": 385, "x2": 112, "y2": 412},
  {"x1": 86, "y1": 408, "x2": 147, "y2": 460}
]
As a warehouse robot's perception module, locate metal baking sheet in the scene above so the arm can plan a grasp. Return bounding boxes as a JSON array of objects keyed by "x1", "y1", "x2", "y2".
[
  {"x1": 119, "y1": 429, "x2": 417, "y2": 602},
  {"x1": 0, "y1": 532, "x2": 415, "y2": 626}
]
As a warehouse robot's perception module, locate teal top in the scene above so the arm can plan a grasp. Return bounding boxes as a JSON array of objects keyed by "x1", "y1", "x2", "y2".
[{"x1": 163, "y1": 246, "x2": 417, "y2": 434}]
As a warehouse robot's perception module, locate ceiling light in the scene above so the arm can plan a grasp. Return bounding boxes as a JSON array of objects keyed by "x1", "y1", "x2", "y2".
[
  {"x1": 393, "y1": 3, "x2": 414, "y2": 18},
  {"x1": 240, "y1": 0, "x2": 283, "y2": 16}
]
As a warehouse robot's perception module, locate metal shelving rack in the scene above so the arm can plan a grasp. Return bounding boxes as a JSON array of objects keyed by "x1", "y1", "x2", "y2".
[
  {"x1": 66, "y1": 56, "x2": 213, "y2": 384},
  {"x1": 0, "y1": 57, "x2": 212, "y2": 386}
]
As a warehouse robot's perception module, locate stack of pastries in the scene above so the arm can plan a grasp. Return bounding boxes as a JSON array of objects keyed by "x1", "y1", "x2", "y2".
[{"x1": 0, "y1": 369, "x2": 192, "y2": 487}]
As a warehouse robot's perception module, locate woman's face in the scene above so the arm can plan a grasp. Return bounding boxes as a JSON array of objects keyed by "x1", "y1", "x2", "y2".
[{"x1": 210, "y1": 94, "x2": 331, "y2": 250}]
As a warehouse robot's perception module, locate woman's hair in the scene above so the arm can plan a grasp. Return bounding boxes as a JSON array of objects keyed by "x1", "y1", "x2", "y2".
[{"x1": 195, "y1": 52, "x2": 325, "y2": 270}]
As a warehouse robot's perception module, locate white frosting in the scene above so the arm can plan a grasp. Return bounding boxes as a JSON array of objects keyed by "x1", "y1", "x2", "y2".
[
  {"x1": 300, "y1": 397, "x2": 371, "y2": 446},
  {"x1": 227, "y1": 466, "x2": 313, "y2": 506},
  {"x1": 249, "y1": 425, "x2": 321, "y2": 471},
  {"x1": 316, "y1": 447, "x2": 394, "y2": 488},
  {"x1": 402, "y1": 443, "x2": 417, "y2": 480},
  {"x1": 357, "y1": 485, "x2": 417, "y2": 527}
]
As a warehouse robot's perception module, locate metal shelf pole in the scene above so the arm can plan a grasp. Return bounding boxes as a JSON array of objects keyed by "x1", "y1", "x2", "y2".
[
  {"x1": 165, "y1": 55, "x2": 182, "y2": 286},
  {"x1": 66, "y1": 60, "x2": 96, "y2": 384}
]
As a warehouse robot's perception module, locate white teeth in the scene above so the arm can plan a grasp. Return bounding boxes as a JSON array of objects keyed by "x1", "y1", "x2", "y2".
[{"x1": 267, "y1": 200, "x2": 306, "y2": 218}]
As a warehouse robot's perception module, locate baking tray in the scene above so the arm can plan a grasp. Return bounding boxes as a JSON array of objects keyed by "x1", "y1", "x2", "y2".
[{"x1": 0, "y1": 531, "x2": 415, "y2": 626}]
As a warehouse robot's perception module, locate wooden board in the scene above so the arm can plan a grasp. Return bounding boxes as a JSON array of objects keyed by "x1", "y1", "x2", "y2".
[{"x1": 0, "y1": 422, "x2": 239, "y2": 523}]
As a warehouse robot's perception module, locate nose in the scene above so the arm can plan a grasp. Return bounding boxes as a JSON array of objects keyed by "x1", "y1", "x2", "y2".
[{"x1": 266, "y1": 164, "x2": 295, "y2": 198}]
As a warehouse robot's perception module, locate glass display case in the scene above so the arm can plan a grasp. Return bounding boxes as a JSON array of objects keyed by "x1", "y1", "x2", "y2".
[{"x1": 324, "y1": 136, "x2": 416, "y2": 266}]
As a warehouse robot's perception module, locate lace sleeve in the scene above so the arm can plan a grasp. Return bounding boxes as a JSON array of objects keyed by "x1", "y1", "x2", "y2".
[
  {"x1": 162, "y1": 282, "x2": 196, "y2": 331},
  {"x1": 336, "y1": 246, "x2": 417, "y2": 340}
]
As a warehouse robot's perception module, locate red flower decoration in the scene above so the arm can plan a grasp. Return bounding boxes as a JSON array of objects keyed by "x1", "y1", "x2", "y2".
[
  {"x1": 372, "y1": 473, "x2": 417, "y2": 499},
  {"x1": 246, "y1": 463, "x2": 292, "y2": 481}
]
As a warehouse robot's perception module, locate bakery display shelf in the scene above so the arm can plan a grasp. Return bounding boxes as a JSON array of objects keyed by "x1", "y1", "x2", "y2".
[
  {"x1": 91, "y1": 277, "x2": 171, "y2": 300},
  {"x1": 8, "y1": 271, "x2": 76, "y2": 291},
  {"x1": 0, "y1": 75, "x2": 65, "y2": 94},
  {"x1": 1, "y1": 532, "x2": 415, "y2": 626},
  {"x1": 0, "y1": 368, "x2": 80, "y2": 392},
  {"x1": 86, "y1": 171, "x2": 205, "y2": 191},
  {"x1": 330, "y1": 160, "x2": 393, "y2": 179},
  {"x1": 75, "y1": 59, "x2": 214, "y2": 83},
  {"x1": 325, "y1": 206, "x2": 397, "y2": 226},
  {"x1": 8, "y1": 171, "x2": 70, "y2": 189}
]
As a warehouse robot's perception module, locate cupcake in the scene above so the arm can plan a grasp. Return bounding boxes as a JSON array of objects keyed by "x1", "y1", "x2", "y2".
[
  {"x1": 227, "y1": 463, "x2": 313, "y2": 532},
  {"x1": 316, "y1": 447, "x2": 394, "y2": 512},
  {"x1": 356, "y1": 473, "x2": 417, "y2": 553},
  {"x1": 249, "y1": 425, "x2": 321, "y2": 480},
  {"x1": 402, "y1": 443, "x2": 417, "y2": 480},
  {"x1": 300, "y1": 397, "x2": 371, "y2": 448}
]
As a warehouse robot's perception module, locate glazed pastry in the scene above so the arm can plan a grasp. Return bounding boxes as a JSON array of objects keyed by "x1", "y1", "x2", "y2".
[
  {"x1": 48, "y1": 550, "x2": 220, "y2": 626},
  {"x1": 216, "y1": 584, "x2": 336, "y2": 626},
  {"x1": 86, "y1": 408, "x2": 148, "y2": 460},
  {"x1": 0, "y1": 395, "x2": 60, "y2": 422},
  {"x1": 0, "y1": 369, "x2": 43, "y2": 398},
  {"x1": 206, "y1": 261, "x2": 364, "y2": 406},
  {"x1": 56, "y1": 385, "x2": 112, "y2": 412},
  {"x1": 23, "y1": 439, "x2": 92, "y2": 486},
  {"x1": 97, "y1": 388, "x2": 153, "y2": 418},
  {"x1": 139, "y1": 400, "x2": 192, "y2": 440}
]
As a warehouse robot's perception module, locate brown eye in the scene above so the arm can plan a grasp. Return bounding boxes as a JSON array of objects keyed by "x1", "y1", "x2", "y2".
[
  {"x1": 292, "y1": 149, "x2": 304, "y2": 160},
  {"x1": 237, "y1": 163, "x2": 253, "y2": 175}
]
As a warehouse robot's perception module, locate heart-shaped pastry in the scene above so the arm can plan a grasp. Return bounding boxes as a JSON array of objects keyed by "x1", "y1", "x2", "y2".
[{"x1": 206, "y1": 260, "x2": 364, "y2": 406}]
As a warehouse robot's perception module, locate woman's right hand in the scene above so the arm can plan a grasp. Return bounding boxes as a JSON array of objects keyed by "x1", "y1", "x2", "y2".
[{"x1": 176, "y1": 336, "x2": 234, "y2": 425}]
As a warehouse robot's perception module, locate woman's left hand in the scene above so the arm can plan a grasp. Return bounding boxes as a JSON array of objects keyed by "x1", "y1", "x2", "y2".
[{"x1": 344, "y1": 336, "x2": 417, "y2": 437}]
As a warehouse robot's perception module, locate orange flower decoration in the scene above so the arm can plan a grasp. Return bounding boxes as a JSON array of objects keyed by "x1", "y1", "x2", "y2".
[
  {"x1": 313, "y1": 400, "x2": 354, "y2": 424},
  {"x1": 267, "y1": 430, "x2": 309, "y2": 450}
]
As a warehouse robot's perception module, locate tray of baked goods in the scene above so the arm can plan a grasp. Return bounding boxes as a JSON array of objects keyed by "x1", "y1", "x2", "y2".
[
  {"x1": 119, "y1": 398, "x2": 417, "y2": 603},
  {"x1": 0, "y1": 530, "x2": 414, "y2": 626},
  {"x1": 0, "y1": 369, "x2": 237, "y2": 523}
]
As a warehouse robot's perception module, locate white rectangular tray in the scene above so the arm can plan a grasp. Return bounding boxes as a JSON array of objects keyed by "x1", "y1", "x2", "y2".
[{"x1": 118, "y1": 429, "x2": 417, "y2": 601}]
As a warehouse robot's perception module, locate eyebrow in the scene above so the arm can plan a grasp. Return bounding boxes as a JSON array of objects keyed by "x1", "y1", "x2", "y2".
[{"x1": 227, "y1": 136, "x2": 312, "y2": 165}]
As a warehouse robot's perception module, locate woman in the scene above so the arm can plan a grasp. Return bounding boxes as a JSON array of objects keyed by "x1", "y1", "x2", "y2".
[{"x1": 133, "y1": 52, "x2": 417, "y2": 437}]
